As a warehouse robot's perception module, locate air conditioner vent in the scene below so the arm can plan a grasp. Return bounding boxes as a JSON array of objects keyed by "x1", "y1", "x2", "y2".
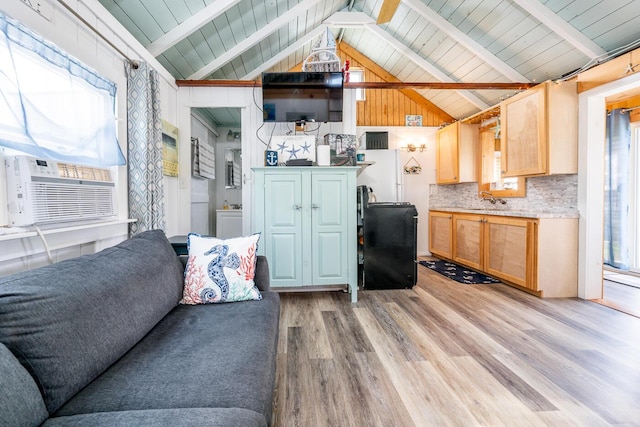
[{"x1": 5, "y1": 155, "x2": 117, "y2": 226}]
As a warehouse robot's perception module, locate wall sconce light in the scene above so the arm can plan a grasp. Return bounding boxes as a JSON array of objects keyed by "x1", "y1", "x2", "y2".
[{"x1": 402, "y1": 143, "x2": 426, "y2": 152}]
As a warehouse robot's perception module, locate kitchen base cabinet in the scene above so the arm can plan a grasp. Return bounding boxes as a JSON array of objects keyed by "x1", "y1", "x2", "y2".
[
  {"x1": 453, "y1": 213, "x2": 483, "y2": 271},
  {"x1": 428, "y1": 211, "x2": 453, "y2": 259},
  {"x1": 429, "y1": 210, "x2": 577, "y2": 297},
  {"x1": 253, "y1": 167, "x2": 358, "y2": 302},
  {"x1": 484, "y1": 216, "x2": 534, "y2": 291}
]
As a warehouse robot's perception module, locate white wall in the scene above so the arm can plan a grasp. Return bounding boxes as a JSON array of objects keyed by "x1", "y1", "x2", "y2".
[{"x1": 0, "y1": 0, "x2": 181, "y2": 276}]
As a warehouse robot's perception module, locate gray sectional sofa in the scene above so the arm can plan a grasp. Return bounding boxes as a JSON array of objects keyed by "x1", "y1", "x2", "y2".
[{"x1": 0, "y1": 230, "x2": 280, "y2": 427}]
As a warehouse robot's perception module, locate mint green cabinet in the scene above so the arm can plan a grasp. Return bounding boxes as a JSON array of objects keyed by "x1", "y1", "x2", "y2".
[{"x1": 253, "y1": 167, "x2": 358, "y2": 302}]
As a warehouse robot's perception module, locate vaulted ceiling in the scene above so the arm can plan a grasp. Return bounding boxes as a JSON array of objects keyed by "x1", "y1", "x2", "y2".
[{"x1": 98, "y1": 0, "x2": 640, "y2": 123}]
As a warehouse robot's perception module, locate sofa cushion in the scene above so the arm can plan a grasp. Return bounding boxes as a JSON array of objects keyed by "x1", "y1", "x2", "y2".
[
  {"x1": 182, "y1": 233, "x2": 262, "y2": 304},
  {"x1": 0, "y1": 342, "x2": 49, "y2": 427},
  {"x1": 55, "y1": 292, "x2": 280, "y2": 424},
  {"x1": 43, "y1": 407, "x2": 267, "y2": 427},
  {"x1": 0, "y1": 229, "x2": 185, "y2": 414}
]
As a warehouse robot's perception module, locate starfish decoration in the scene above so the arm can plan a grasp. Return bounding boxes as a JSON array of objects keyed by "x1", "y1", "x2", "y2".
[
  {"x1": 300, "y1": 141, "x2": 312, "y2": 155},
  {"x1": 624, "y1": 62, "x2": 637, "y2": 74},
  {"x1": 276, "y1": 141, "x2": 287, "y2": 153},
  {"x1": 286, "y1": 145, "x2": 301, "y2": 159}
]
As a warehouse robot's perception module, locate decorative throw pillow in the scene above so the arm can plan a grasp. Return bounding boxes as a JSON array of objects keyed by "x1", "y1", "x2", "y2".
[{"x1": 181, "y1": 233, "x2": 262, "y2": 304}]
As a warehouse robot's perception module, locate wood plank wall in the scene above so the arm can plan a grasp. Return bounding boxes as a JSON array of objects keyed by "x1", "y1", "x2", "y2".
[
  {"x1": 337, "y1": 44, "x2": 453, "y2": 127},
  {"x1": 290, "y1": 43, "x2": 454, "y2": 127}
]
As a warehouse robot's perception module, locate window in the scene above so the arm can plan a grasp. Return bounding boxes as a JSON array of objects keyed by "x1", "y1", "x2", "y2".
[
  {"x1": 0, "y1": 12, "x2": 124, "y2": 167},
  {"x1": 349, "y1": 69, "x2": 365, "y2": 101}
]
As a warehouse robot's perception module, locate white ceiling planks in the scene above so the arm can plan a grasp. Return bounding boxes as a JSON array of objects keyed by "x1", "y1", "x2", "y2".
[
  {"x1": 146, "y1": 0, "x2": 241, "y2": 57},
  {"x1": 96, "y1": 0, "x2": 640, "y2": 121},
  {"x1": 403, "y1": 0, "x2": 529, "y2": 82},
  {"x1": 510, "y1": 0, "x2": 606, "y2": 58},
  {"x1": 187, "y1": 0, "x2": 323, "y2": 79}
]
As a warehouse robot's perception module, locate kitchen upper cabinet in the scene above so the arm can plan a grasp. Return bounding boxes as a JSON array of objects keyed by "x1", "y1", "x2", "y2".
[
  {"x1": 429, "y1": 211, "x2": 453, "y2": 259},
  {"x1": 436, "y1": 122, "x2": 478, "y2": 184},
  {"x1": 452, "y1": 213, "x2": 483, "y2": 271},
  {"x1": 429, "y1": 210, "x2": 578, "y2": 297},
  {"x1": 253, "y1": 167, "x2": 358, "y2": 302},
  {"x1": 501, "y1": 80, "x2": 577, "y2": 177}
]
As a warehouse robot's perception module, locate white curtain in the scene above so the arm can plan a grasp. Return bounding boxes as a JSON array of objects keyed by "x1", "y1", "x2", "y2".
[
  {"x1": 126, "y1": 61, "x2": 165, "y2": 235},
  {"x1": 0, "y1": 11, "x2": 125, "y2": 167}
]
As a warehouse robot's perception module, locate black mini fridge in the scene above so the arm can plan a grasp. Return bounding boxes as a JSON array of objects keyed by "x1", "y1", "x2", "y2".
[{"x1": 363, "y1": 202, "x2": 418, "y2": 289}]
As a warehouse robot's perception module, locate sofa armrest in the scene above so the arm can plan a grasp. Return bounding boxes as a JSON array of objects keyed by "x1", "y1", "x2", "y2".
[
  {"x1": 254, "y1": 255, "x2": 270, "y2": 292},
  {"x1": 178, "y1": 255, "x2": 271, "y2": 292}
]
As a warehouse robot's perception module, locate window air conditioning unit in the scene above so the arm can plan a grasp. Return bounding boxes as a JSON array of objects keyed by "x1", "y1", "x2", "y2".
[{"x1": 5, "y1": 155, "x2": 117, "y2": 226}]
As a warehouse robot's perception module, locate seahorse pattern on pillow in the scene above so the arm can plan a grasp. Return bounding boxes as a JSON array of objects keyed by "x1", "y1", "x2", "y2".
[{"x1": 181, "y1": 233, "x2": 262, "y2": 304}]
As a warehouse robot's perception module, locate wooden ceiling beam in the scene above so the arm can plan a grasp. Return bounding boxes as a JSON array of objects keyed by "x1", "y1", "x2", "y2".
[
  {"x1": 175, "y1": 79, "x2": 533, "y2": 91},
  {"x1": 339, "y1": 42, "x2": 454, "y2": 121},
  {"x1": 345, "y1": 82, "x2": 534, "y2": 90},
  {"x1": 176, "y1": 80, "x2": 260, "y2": 87}
]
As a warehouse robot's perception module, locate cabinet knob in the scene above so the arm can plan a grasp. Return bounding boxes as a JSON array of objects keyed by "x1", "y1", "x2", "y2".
[{"x1": 293, "y1": 204, "x2": 301, "y2": 210}]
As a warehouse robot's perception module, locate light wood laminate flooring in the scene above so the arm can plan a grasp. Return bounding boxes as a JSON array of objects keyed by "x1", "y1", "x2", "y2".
[{"x1": 272, "y1": 262, "x2": 640, "y2": 426}]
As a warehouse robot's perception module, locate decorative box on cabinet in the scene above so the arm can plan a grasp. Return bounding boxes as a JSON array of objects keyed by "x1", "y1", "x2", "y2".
[
  {"x1": 252, "y1": 167, "x2": 358, "y2": 302},
  {"x1": 429, "y1": 210, "x2": 577, "y2": 297},
  {"x1": 501, "y1": 80, "x2": 577, "y2": 177},
  {"x1": 436, "y1": 122, "x2": 478, "y2": 184}
]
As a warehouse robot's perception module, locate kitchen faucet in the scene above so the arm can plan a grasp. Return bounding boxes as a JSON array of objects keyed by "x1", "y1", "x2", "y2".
[{"x1": 480, "y1": 191, "x2": 507, "y2": 205}]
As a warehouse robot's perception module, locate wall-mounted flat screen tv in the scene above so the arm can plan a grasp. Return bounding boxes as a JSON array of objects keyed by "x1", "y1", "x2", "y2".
[{"x1": 261, "y1": 72, "x2": 343, "y2": 123}]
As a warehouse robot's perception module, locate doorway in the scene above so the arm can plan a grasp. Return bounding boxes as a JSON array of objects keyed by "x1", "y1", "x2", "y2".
[
  {"x1": 190, "y1": 107, "x2": 243, "y2": 237},
  {"x1": 599, "y1": 118, "x2": 640, "y2": 317},
  {"x1": 579, "y1": 71, "x2": 640, "y2": 304}
]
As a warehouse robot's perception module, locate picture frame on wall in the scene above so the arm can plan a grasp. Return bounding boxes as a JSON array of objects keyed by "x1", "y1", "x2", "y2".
[
  {"x1": 162, "y1": 120, "x2": 179, "y2": 177},
  {"x1": 405, "y1": 115, "x2": 423, "y2": 127}
]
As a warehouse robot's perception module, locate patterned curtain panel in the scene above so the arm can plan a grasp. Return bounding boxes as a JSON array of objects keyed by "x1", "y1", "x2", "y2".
[
  {"x1": 125, "y1": 62, "x2": 165, "y2": 235},
  {"x1": 604, "y1": 108, "x2": 631, "y2": 270}
]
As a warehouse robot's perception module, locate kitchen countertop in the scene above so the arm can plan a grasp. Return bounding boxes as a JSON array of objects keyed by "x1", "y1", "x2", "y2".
[{"x1": 430, "y1": 207, "x2": 579, "y2": 219}]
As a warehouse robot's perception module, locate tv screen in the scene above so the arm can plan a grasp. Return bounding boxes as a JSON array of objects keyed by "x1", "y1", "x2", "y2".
[{"x1": 262, "y1": 72, "x2": 343, "y2": 123}]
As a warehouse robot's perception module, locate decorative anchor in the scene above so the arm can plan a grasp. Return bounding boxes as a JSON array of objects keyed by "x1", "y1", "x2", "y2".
[{"x1": 265, "y1": 150, "x2": 278, "y2": 166}]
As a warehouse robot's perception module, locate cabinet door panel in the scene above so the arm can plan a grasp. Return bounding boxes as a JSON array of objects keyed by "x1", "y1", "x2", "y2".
[
  {"x1": 270, "y1": 234, "x2": 299, "y2": 283},
  {"x1": 436, "y1": 125, "x2": 459, "y2": 183},
  {"x1": 453, "y1": 214, "x2": 483, "y2": 270},
  {"x1": 429, "y1": 212, "x2": 453, "y2": 259},
  {"x1": 315, "y1": 232, "x2": 344, "y2": 279},
  {"x1": 484, "y1": 217, "x2": 532, "y2": 288},
  {"x1": 312, "y1": 174, "x2": 348, "y2": 284},
  {"x1": 265, "y1": 174, "x2": 303, "y2": 287},
  {"x1": 502, "y1": 87, "x2": 547, "y2": 176}
]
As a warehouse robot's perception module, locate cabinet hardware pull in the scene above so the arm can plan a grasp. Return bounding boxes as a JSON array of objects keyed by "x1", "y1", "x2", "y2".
[
  {"x1": 293, "y1": 204, "x2": 301, "y2": 210},
  {"x1": 312, "y1": 204, "x2": 319, "y2": 209}
]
